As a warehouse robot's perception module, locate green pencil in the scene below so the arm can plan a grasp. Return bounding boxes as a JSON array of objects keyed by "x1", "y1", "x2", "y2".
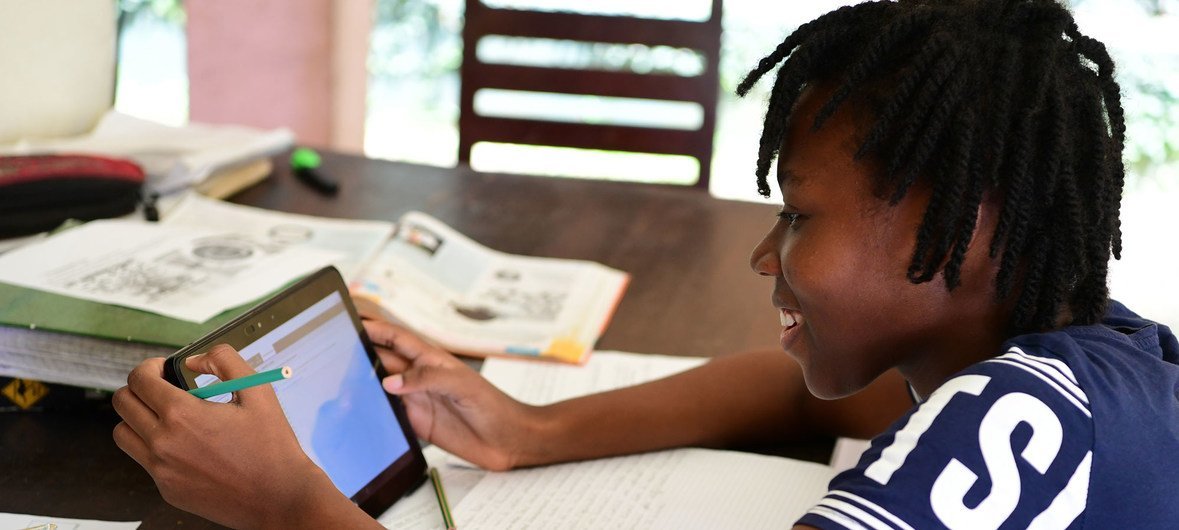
[
  {"x1": 430, "y1": 467, "x2": 457, "y2": 530},
  {"x1": 188, "y1": 366, "x2": 292, "y2": 399}
]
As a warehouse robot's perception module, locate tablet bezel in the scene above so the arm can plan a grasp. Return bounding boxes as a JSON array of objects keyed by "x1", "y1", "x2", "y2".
[{"x1": 163, "y1": 266, "x2": 428, "y2": 517}]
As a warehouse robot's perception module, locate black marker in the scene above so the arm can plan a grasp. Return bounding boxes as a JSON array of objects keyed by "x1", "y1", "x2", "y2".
[
  {"x1": 141, "y1": 191, "x2": 160, "y2": 222},
  {"x1": 290, "y1": 147, "x2": 339, "y2": 195}
]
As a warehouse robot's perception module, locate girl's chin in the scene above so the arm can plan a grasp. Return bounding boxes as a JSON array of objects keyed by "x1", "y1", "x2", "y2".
[{"x1": 800, "y1": 365, "x2": 864, "y2": 401}]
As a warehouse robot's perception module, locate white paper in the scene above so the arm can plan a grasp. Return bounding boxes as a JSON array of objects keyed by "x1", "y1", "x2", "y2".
[
  {"x1": 454, "y1": 448, "x2": 835, "y2": 530},
  {"x1": 0, "y1": 219, "x2": 339, "y2": 322},
  {"x1": 163, "y1": 193, "x2": 394, "y2": 281},
  {"x1": 0, "y1": 325, "x2": 172, "y2": 390},
  {"x1": 481, "y1": 350, "x2": 708, "y2": 405},
  {"x1": 829, "y1": 437, "x2": 872, "y2": 475},
  {"x1": 0, "y1": 233, "x2": 46, "y2": 255},
  {"x1": 378, "y1": 445, "x2": 487, "y2": 530},
  {"x1": 0, "y1": 111, "x2": 293, "y2": 194},
  {"x1": 462, "y1": 352, "x2": 833, "y2": 529},
  {"x1": 0, "y1": 512, "x2": 139, "y2": 530},
  {"x1": 450, "y1": 351, "x2": 707, "y2": 468}
]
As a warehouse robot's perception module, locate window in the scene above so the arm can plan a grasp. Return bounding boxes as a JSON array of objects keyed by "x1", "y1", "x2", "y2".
[{"x1": 114, "y1": 0, "x2": 188, "y2": 126}]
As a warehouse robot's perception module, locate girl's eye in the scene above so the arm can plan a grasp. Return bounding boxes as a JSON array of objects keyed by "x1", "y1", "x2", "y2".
[{"x1": 777, "y1": 209, "x2": 802, "y2": 227}]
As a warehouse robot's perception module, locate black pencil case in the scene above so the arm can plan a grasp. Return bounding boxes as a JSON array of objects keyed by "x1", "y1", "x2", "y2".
[{"x1": 0, "y1": 154, "x2": 146, "y2": 238}]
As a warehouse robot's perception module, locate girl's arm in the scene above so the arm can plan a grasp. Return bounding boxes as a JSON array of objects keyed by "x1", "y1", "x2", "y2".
[{"x1": 369, "y1": 320, "x2": 911, "y2": 469}]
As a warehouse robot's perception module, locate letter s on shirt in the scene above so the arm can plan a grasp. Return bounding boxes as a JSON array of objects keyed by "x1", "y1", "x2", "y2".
[
  {"x1": 929, "y1": 392, "x2": 1063, "y2": 530},
  {"x1": 863, "y1": 373, "x2": 1086, "y2": 530}
]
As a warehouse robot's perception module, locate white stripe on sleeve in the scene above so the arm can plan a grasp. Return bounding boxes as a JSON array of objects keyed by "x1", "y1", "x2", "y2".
[
  {"x1": 808, "y1": 506, "x2": 872, "y2": 530},
  {"x1": 1007, "y1": 346, "x2": 1080, "y2": 384},
  {"x1": 997, "y1": 349, "x2": 1088, "y2": 404},
  {"x1": 827, "y1": 490, "x2": 917, "y2": 530},
  {"x1": 987, "y1": 359, "x2": 1091, "y2": 417},
  {"x1": 816, "y1": 498, "x2": 896, "y2": 530}
]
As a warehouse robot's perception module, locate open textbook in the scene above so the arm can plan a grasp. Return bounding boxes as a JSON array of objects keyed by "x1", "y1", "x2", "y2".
[{"x1": 353, "y1": 211, "x2": 629, "y2": 364}]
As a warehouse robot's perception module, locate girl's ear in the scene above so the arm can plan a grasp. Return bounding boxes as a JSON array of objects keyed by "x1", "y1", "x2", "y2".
[
  {"x1": 953, "y1": 192, "x2": 1006, "y2": 293},
  {"x1": 974, "y1": 192, "x2": 1004, "y2": 261}
]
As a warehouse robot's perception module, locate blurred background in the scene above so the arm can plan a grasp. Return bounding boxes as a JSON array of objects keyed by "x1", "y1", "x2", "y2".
[
  {"x1": 116, "y1": 0, "x2": 1179, "y2": 198},
  {"x1": 113, "y1": 0, "x2": 1179, "y2": 321}
]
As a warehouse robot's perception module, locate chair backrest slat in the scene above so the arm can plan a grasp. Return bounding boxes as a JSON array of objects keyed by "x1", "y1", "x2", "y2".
[
  {"x1": 461, "y1": 118, "x2": 707, "y2": 157},
  {"x1": 466, "y1": 64, "x2": 708, "y2": 103}
]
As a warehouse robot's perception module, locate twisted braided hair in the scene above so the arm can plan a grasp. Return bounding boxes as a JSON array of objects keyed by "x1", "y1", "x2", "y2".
[{"x1": 739, "y1": 0, "x2": 1126, "y2": 333}]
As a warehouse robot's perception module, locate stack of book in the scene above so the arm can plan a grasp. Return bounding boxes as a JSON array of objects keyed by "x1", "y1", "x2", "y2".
[
  {"x1": 0, "y1": 282, "x2": 250, "y2": 391},
  {"x1": 0, "y1": 110, "x2": 293, "y2": 198}
]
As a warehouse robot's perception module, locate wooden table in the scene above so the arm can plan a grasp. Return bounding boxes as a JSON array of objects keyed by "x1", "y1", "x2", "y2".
[{"x1": 0, "y1": 153, "x2": 812, "y2": 528}]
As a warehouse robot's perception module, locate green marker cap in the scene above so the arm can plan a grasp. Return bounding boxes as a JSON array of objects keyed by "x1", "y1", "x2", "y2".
[{"x1": 290, "y1": 147, "x2": 322, "y2": 170}]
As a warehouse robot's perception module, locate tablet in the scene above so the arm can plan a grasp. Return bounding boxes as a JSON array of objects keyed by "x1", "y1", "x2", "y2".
[{"x1": 163, "y1": 266, "x2": 428, "y2": 516}]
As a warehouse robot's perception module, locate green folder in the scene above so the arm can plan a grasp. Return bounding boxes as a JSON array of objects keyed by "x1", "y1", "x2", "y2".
[{"x1": 0, "y1": 281, "x2": 259, "y2": 348}]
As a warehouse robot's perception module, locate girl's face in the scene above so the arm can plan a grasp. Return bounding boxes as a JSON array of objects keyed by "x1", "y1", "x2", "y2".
[{"x1": 749, "y1": 88, "x2": 1004, "y2": 399}]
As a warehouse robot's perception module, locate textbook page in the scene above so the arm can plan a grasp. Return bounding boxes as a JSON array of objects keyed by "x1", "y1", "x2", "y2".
[
  {"x1": 0, "y1": 219, "x2": 338, "y2": 322},
  {"x1": 455, "y1": 448, "x2": 835, "y2": 530},
  {"x1": 163, "y1": 193, "x2": 394, "y2": 281},
  {"x1": 480, "y1": 350, "x2": 708, "y2": 405}
]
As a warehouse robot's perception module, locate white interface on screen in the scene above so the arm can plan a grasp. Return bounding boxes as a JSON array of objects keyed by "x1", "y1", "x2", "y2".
[{"x1": 194, "y1": 291, "x2": 410, "y2": 497}]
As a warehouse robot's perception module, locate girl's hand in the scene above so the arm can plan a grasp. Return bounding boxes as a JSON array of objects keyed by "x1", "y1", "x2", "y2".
[
  {"x1": 112, "y1": 345, "x2": 353, "y2": 529},
  {"x1": 363, "y1": 319, "x2": 548, "y2": 470}
]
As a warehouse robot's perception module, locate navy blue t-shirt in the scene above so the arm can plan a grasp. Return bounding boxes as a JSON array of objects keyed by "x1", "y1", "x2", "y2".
[{"x1": 798, "y1": 301, "x2": 1179, "y2": 529}]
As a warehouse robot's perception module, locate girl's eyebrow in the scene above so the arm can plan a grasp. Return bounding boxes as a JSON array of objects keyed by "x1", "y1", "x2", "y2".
[{"x1": 778, "y1": 167, "x2": 807, "y2": 188}]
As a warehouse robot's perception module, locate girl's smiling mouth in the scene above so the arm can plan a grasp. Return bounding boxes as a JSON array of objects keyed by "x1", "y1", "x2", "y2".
[{"x1": 780, "y1": 309, "x2": 804, "y2": 349}]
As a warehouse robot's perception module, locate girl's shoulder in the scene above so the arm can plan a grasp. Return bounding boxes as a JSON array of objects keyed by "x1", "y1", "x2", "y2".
[{"x1": 801, "y1": 334, "x2": 1179, "y2": 530}]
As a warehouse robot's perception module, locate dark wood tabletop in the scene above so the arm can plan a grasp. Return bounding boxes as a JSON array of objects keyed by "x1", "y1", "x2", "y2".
[{"x1": 0, "y1": 153, "x2": 818, "y2": 528}]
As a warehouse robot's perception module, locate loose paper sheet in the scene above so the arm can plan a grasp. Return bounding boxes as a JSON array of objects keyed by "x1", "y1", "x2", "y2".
[
  {"x1": 378, "y1": 352, "x2": 714, "y2": 529},
  {"x1": 455, "y1": 448, "x2": 835, "y2": 530},
  {"x1": 465, "y1": 352, "x2": 837, "y2": 529},
  {"x1": 163, "y1": 193, "x2": 394, "y2": 281},
  {"x1": 829, "y1": 437, "x2": 872, "y2": 474},
  {"x1": 378, "y1": 445, "x2": 487, "y2": 530},
  {"x1": 0, "y1": 513, "x2": 139, "y2": 530},
  {"x1": 480, "y1": 350, "x2": 708, "y2": 405},
  {"x1": 0, "y1": 219, "x2": 339, "y2": 322}
]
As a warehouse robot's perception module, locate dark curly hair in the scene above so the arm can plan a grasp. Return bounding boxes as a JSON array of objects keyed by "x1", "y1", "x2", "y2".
[{"x1": 739, "y1": 0, "x2": 1126, "y2": 334}]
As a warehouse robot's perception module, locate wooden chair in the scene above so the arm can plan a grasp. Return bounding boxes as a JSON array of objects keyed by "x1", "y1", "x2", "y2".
[{"x1": 459, "y1": 0, "x2": 723, "y2": 188}]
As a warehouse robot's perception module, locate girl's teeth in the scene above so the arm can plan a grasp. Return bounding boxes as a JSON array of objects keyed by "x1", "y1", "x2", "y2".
[{"x1": 781, "y1": 311, "x2": 797, "y2": 327}]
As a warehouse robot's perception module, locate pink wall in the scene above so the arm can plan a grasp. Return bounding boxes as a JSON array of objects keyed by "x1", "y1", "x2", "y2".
[{"x1": 187, "y1": 0, "x2": 334, "y2": 146}]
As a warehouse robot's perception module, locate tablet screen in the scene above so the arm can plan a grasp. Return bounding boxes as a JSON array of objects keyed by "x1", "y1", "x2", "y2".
[{"x1": 193, "y1": 290, "x2": 410, "y2": 498}]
